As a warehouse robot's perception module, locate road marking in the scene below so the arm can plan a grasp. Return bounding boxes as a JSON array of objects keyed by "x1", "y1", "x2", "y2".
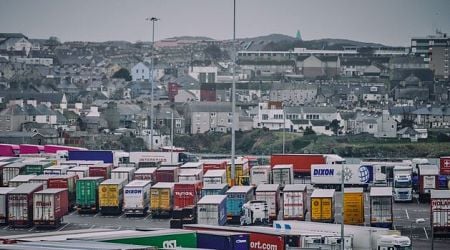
[
  {"x1": 2, "y1": 226, "x2": 8, "y2": 230},
  {"x1": 28, "y1": 227, "x2": 35, "y2": 232},
  {"x1": 118, "y1": 214, "x2": 125, "y2": 219},
  {"x1": 117, "y1": 226, "x2": 122, "y2": 230},
  {"x1": 144, "y1": 214, "x2": 151, "y2": 220},
  {"x1": 393, "y1": 225, "x2": 397, "y2": 230},
  {"x1": 69, "y1": 211, "x2": 77, "y2": 216},
  {"x1": 405, "y1": 209, "x2": 409, "y2": 219},
  {"x1": 417, "y1": 197, "x2": 420, "y2": 205},
  {"x1": 423, "y1": 227, "x2": 429, "y2": 239},
  {"x1": 90, "y1": 225, "x2": 95, "y2": 229},
  {"x1": 57, "y1": 223, "x2": 70, "y2": 231},
  {"x1": 93, "y1": 213, "x2": 99, "y2": 218}
]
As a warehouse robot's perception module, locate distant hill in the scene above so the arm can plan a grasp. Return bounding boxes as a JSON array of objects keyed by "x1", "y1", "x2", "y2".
[
  {"x1": 168, "y1": 36, "x2": 215, "y2": 41},
  {"x1": 237, "y1": 33, "x2": 388, "y2": 51}
]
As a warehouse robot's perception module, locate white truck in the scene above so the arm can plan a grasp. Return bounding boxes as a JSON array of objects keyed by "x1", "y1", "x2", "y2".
[
  {"x1": 274, "y1": 220, "x2": 411, "y2": 250},
  {"x1": 393, "y1": 166, "x2": 413, "y2": 202},
  {"x1": 240, "y1": 200, "x2": 269, "y2": 226},
  {"x1": 123, "y1": 180, "x2": 152, "y2": 216}
]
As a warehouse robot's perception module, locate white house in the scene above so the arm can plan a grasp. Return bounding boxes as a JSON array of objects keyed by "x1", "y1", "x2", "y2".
[
  {"x1": 187, "y1": 102, "x2": 239, "y2": 134},
  {"x1": 254, "y1": 101, "x2": 287, "y2": 131},
  {"x1": 189, "y1": 66, "x2": 218, "y2": 83},
  {"x1": 375, "y1": 110, "x2": 397, "y2": 138},
  {"x1": 131, "y1": 62, "x2": 151, "y2": 81},
  {"x1": 0, "y1": 34, "x2": 32, "y2": 55}
]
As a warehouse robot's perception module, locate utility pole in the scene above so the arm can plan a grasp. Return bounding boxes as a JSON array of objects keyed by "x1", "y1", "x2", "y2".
[
  {"x1": 282, "y1": 108, "x2": 286, "y2": 154},
  {"x1": 146, "y1": 17, "x2": 159, "y2": 150},
  {"x1": 231, "y1": 0, "x2": 236, "y2": 185},
  {"x1": 341, "y1": 163, "x2": 345, "y2": 250}
]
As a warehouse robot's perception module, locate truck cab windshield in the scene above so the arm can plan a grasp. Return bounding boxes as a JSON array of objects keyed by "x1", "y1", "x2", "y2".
[{"x1": 394, "y1": 180, "x2": 411, "y2": 188}]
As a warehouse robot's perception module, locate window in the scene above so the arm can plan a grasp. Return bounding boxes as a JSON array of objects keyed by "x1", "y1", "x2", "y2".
[
  {"x1": 32, "y1": 116, "x2": 36, "y2": 122},
  {"x1": 46, "y1": 116, "x2": 50, "y2": 122},
  {"x1": 136, "y1": 69, "x2": 138, "y2": 73},
  {"x1": 262, "y1": 114, "x2": 269, "y2": 120}
]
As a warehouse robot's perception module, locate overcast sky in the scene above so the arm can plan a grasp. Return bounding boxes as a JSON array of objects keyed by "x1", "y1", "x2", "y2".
[{"x1": 1, "y1": 0, "x2": 449, "y2": 46}]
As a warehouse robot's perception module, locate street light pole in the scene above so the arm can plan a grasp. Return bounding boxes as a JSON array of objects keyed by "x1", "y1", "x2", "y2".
[
  {"x1": 341, "y1": 163, "x2": 345, "y2": 250},
  {"x1": 146, "y1": 17, "x2": 159, "y2": 150},
  {"x1": 231, "y1": 0, "x2": 236, "y2": 186},
  {"x1": 170, "y1": 110, "x2": 174, "y2": 164},
  {"x1": 282, "y1": 109, "x2": 285, "y2": 154}
]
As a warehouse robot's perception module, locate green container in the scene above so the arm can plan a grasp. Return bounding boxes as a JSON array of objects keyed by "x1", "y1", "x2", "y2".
[
  {"x1": 76, "y1": 177, "x2": 104, "y2": 210},
  {"x1": 103, "y1": 231, "x2": 197, "y2": 248},
  {"x1": 23, "y1": 162, "x2": 53, "y2": 175}
]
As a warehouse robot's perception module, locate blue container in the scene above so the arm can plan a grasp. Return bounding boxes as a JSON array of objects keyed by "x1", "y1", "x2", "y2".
[
  {"x1": 197, "y1": 231, "x2": 250, "y2": 250},
  {"x1": 201, "y1": 184, "x2": 228, "y2": 197},
  {"x1": 68, "y1": 150, "x2": 114, "y2": 164},
  {"x1": 226, "y1": 186, "x2": 254, "y2": 217},
  {"x1": 438, "y1": 175, "x2": 449, "y2": 189}
]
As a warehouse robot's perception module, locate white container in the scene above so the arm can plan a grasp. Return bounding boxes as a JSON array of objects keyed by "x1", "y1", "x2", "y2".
[
  {"x1": 29, "y1": 175, "x2": 54, "y2": 189},
  {"x1": 2, "y1": 163, "x2": 26, "y2": 186},
  {"x1": 133, "y1": 168, "x2": 157, "y2": 181},
  {"x1": 178, "y1": 168, "x2": 203, "y2": 182},
  {"x1": 67, "y1": 166, "x2": 89, "y2": 179},
  {"x1": 111, "y1": 167, "x2": 136, "y2": 183},
  {"x1": 203, "y1": 170, "x2": 226, "y2": 185},
  {"x1": 272, "y1": 164, "x2": 294, "y2": 186},
  {"x1": 8, "y1": 175, "x2": 36, "y2": 187},
  {"x1": 250, "y1": 165, "x2": 272, "y2": 186},
  {"x1": 0, "y1": 187, "x2": 15, "y2": 224},
  {"x1": 180, "y1": 162, "x2": 203, "y2": 170},
  {"x1": 44, "y1": 165, "x2": 70, "y2": 175},
  {"x1": 255, "y1": 184, "x2": 280, "y2": 219},
  {"x1": 197, "y1": 195, "x2": 227, "y2": 226},
  {"x1": 283, "y1": 184, "x2": 307, "y2": 220},
  {"x1": 123, "y1": 180, "x2": 152, "y2": 216},
  {"x1": 311, "y1": 164, "x2": 374, "y2": 185}
]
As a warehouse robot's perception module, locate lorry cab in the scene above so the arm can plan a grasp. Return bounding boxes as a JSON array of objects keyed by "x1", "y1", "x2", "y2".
[
  {"x1": 377, "y1": 235, "x2": 411, "y2": 250},
  {"x1": 240, "y1": 200, "x2": 269, "y2": 226},
  {"x1": 393, "y1": 166, "x2": 413, "y2": 202}
]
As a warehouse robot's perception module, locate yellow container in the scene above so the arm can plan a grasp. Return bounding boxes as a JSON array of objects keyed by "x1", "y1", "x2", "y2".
[
  {"x1": 344, "y1": 188, "x2": 364, "y2": 225},
  {"x1": 98, "y1": 179, "x2": 125, "y2": 207},
  {"x1": 226, "y1": 161, "x2": 249, "y2": 187},
  {"x1": 310, "y1": 189, "x2": 335, "y2": 222},
  {"x1": 150, "y1": 182, "x2": 174, "y2": 211}
]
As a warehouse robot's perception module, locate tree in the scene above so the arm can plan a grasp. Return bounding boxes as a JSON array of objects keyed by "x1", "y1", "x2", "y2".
[
  {"x1": 329, "y1": 119, "x2": 341, "y2": 135},
  {"x1": 103, "y1": 102, "x2": 120, "y2": 130},
  {"x1": 112, "y1": 68, "x2": 132, "y2": 81},
  {"x1": 304, "y1": 127, "x2": 316, "y2": 135},
  {"x1": 203, "y1": 45, "x2": 223, "y2": 60}
]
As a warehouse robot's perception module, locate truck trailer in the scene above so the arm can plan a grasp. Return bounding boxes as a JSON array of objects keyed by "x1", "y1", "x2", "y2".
[
  {"x1": 123, "y1": 180, "x2": 151, "y2": 216},
  {"x1": 311, "y1": 164, "x2": 374, "y2": 190}
]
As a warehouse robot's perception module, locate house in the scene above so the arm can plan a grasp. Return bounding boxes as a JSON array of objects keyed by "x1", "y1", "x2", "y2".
[
  {"x1": 269, "y1": 83, "x2": 317, "y2": 106},
  {"x1": 340, "y1": 57, "x2": 372, "y2": 77},
  {"x1": 0, "y1": 100, "x2": 58, "y2": 132},
  {"x1": 375, "y1": 110, "x2": 397, "y2": 138},
  {"x1": 131, "y1": 62, "x2": 151, "y2": 81},
  {"x1": 254, "y1": 101, "x2": 285, "y2": 130},
  {"x1": 154, "y1": 106, "x2": 185, "y2": 135},
  {"x1": 185, "y1": 102, "x2": 239, "y2": 134},
  {"x1": 397, "y1": 127, "x2": 428, "y2": 142},
  {"x1": 412, "y1": 106, "x2": 450, "y2": 128},
  {"x1": 189, "y1": 66, "x2": 218, "y2": 83},
  {"x1": 0, "y1": 33, "x2": 32, "y2": 55},
  {"x1": 297, "y1": 55, "x2": 340, "y2": 78},
  {"x1": 394, "y1": 74, "x2": 430, "y2": 103}
]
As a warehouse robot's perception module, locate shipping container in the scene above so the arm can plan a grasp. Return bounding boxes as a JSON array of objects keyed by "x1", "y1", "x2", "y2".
[
  {"x1": 155, "y1": 166, "x2": 179, "y2": 183},
  {"x1": 19, "y1": 144, "x2": 44, "y2": 155},
  {"x1": 173, "y1": 182, "x2": 201, "y2": 209},
  {"x1": 418, "y1": 164, "x2": 439, "y2": 202},
  {"x1": 0, "y1": 162, "x2": 13, "y2": 188},
  {"x1": 440, "y1": 156, "x2": 450, "y2": 176},
  {"x1": 250, "y1": 165, "x2": 272, "y2": 186},
  {"x1": 201, "y1": 184, "x2": 229, "y2": 197},
  {"x1": 369, "y1": 187, "x2": 393, "y2": 229},
  {"x1": 44, "y1": 165, "x2": 70, "y2": 175},
  {"x1": 271, "y1": 154, "x2": 345, "y2": 176},
  {"x1": 74, "y1": 229, "x2": 197, "y2": 249},
  {"x1": 150, "y1": 182, "x2": 175, "y2": 217},
  {"x1": 99, "y1": 179, "x2": 126, "y2": 215},
  {"x1": 201, "y1": 159, "x2": 227, "y2": 174},
  {"x1": 226, "y1": 158, "x2": 250, "y2": 187},
  {"x1": 282, "y1": 184, "x2": 307, "y2": 221},
  {"x1": 431, "y1": 190, "x2": 450, "y2": 237},
  {"x1": 255, "y1": 184, "x2": 280, "y2": 220},
  {"x1": 2, "y1": 162, "x2": 26, "y2": 187},
  {"x1": 111, "y1": 167, "x2": 136, "y2": 183},
  {"x1": 197, "y1": 231, "x2": 250, "y2": 250},
  {"x1": 68, "y1": 150, "x2": 114, "y2": 165},
  {"x1": 29, "y1": 174, "x2": 54, "y2": 189},
  {"x1": 272, "y1": 164, "x2": 294, "y2": 187},
  {"x1": 76, "y1": 177, "x2": 104, "y2": 213},
  {"x1": 226, "y1": 185, "x2": 254, "y2": 223},
  {"x1": 23, "y1": 161, "x2": 53, "y2": 175},
  {"x1": 88, "y1": 163, "x2": 113, "y2": 180},
  {"x1": 129, "y1": 151, "x2": 192, "y2": 165},
  {"x1": 47, "y1": 174, "x2": 78, "y2": 210},
  {"x1": 33, "y1": 188, "x2": 69, "y2": 228},
  {"x1": 60, "y1": 160, "x2": 103, "y2": 168},
  {"x1": 178, "y1": 168, "x2": 203, "y2": 182},
  {"x1": 67, "y1": 166, "x2": 89, "y2": 179},
  {"x1": 43, "y1": 145, "x2": 86, "y2": 154},
  {"x1": 134, "y1": 167, "x2": 157, "y2": 182},
  {"x1": 8, "y1": 174, "x2": 36, "y2": 187},
  {"x1": 310, "y1": 189, "x2": 335, "y2": 223},
  {"x1": 311, "y1": 164, "x2": 375, "y2": 190},
  {"x1": 344, "y1": 187, "x2": 364, "y2": 225},
  {"x1": 0, "y1": 187, "x2": 15, "y2": 225},
  {"x1": 203, "y1": 169, "x2": 227, "y2": 185},
  {"x1": 180, "y1": 162, "x2": 203, "y2": 170},
  {"x1": 123, "y1": 180, "x2": 151, "y2": 216},
  {"x1": 0, "y1": 144, "x2": 19, "y2": 157},
  {"x1": 2, "y1": 240, "x2": 158, "y2": 250},
  {"x1": 8, "y1": 183, "x2": 43, "y2": 227},
  {"x1": 197, "y1": 195, "x2": 227, "y2": 226}
]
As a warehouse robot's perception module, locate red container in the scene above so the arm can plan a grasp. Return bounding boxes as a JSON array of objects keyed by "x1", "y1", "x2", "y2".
[
  {"x1": 173, "y1": 181, "x2": 201, "y2": 209},
  {"x1": 155, "y1": 166, "x2": 179, "y2": 183},
  {"x1": 0, "y1": 144, "x2": 19, "y2": 157},
  {"x1": 440, "y1": 157, "x2": 450, "y2": 175},
  {"x1": 19, "y1": 144, "x2": 44, "y2": 155},
  {"x1": 47, "y1": 174, "x2": 78, "y2": 210},
  {"x1": 88, "y1": 164, "x2": 112, "y2": 180},
  {"x1": 202, "y1": 160, "x2": 227, "y2": 174},
  {"x1": 134, "y1": 168, "x2": 157, "y2": 182},
  {"x1": 271, "y1": 154, "x2": 326, "y2": 175},
  {"x1": 33, "y1": 188, "x2": 69, "y2": 228},
  {"x1": 249, "y1": 232, "x2": 284, "y2": 250},
  {"x1": 8, "y1": 183, "x2": 43, "y2": 228}
]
